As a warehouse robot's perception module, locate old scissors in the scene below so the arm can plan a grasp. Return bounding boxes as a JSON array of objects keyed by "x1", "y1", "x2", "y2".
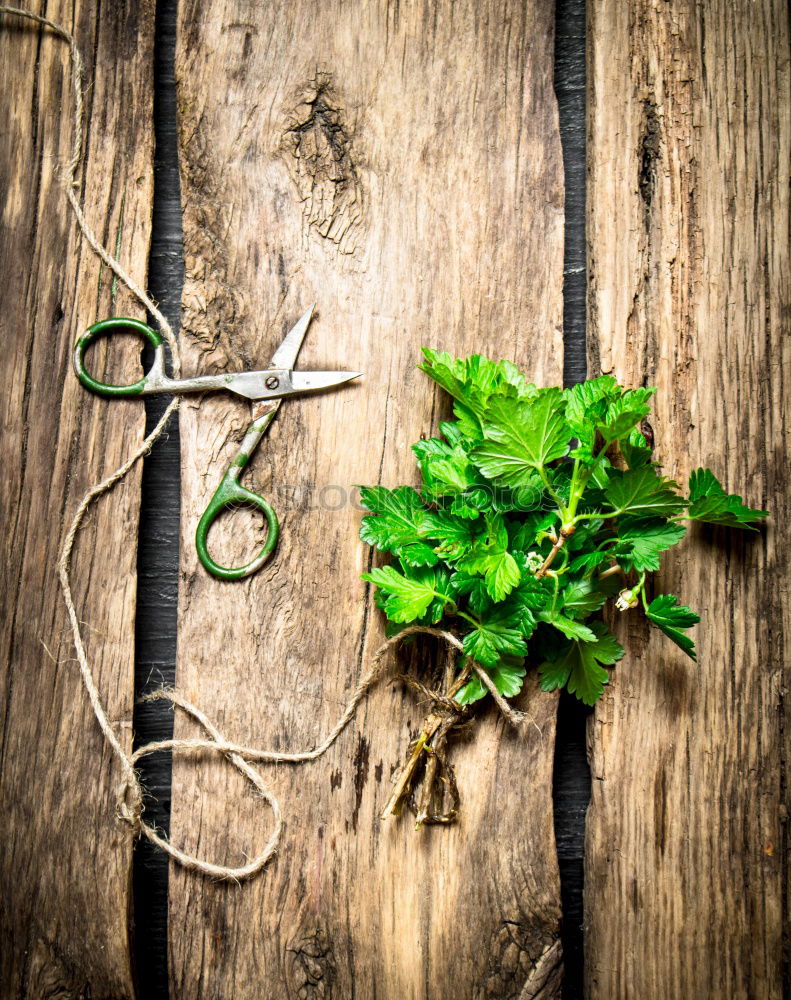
[{"x1": 73, "y1": 307, "x2": 362, "y2": 580}]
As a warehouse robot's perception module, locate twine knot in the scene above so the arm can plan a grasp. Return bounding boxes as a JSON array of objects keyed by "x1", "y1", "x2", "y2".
[
  {"x1": 395, "y1": 674, "x2": 470, "y2": 717},
  {"x1": 116, "y1": 773, "x2": 143, "y2": 830}
]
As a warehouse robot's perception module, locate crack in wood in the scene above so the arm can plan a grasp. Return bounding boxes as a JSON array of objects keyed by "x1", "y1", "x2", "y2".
[{"x1": 638, "y1": 97, "x2": 660, "y2": 221}]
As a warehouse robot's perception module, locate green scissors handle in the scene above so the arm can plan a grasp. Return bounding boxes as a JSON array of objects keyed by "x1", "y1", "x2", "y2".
[
  {"x1": 195, "y1": 409, "x2": 281, "y2": 581},
  {"x1": 73, "y1": 317, "x2": 165, "y2": 397},
  {"x1": 75, "y1": 318, "x2": 283, "y2": 581}
]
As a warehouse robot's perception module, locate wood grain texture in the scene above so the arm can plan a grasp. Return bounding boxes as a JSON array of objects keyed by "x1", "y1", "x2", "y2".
[
  {"x1": 585, "y1": 2, "x2": 790, "y2": 997},
  {"x1": 0, "y1": 2, "x2": 155, "y2": 994},
  {"x1": 170, "y1": 2, "x2": 565, "y2": 996}
]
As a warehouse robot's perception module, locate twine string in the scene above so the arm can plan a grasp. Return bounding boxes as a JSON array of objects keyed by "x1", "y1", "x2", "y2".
[{"x1": 2, "y1": 7, "x2": 524, "y2": 882}]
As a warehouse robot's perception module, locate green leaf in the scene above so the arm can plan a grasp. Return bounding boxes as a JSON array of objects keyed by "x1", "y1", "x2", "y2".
[
  {"x1": 646, "y1": 594, "x2": 700, "y2": 660},
  {"x1": 486, "y1": 550, "x2": 521, "y2": 602},
  {"x1": 413, "y1": 438, "x2": 481, "y2": 500},
  {"x1": 568, "y1": 549, "x2": 610, "y2": 574},
  {"x1": 614, "y1": 518, "x2": 686, "y2": 572},
  {"x1": 621, "y1": 428, "x2": 653, "y2": 469},
  {"x1": 470, "y1": 391, "x2": 570, "y2": 487},
  {"x1": 418, "y1": 350, "x2": 536, "y2": 417},
  {"x1": 564, "y1": 376, "x2": 618, "y2": 441},
  {"x1": 509, "y1": 512, "x2": 558, "y2": 552},
  {"x1": 500, "y1": 475, "x2": 547, "y2": 510},
  {"x1": 438, "y1": 420, "x2": 465, "y2": 446},
  {"x1": 417, "y1": 351, "x2": 495, "y2": 412},
  {"x1": 566, "y1": 518, "x2": 607, "y2": 553},
  {"x1": 461, "y1": 609, "x2": 527, "y2": 668},
  {"x1": 507, "y1": 571, "x2": 553, "y2": 621},
  {"x1": 561, "y1": 576, "x2": 614, "y2": 617},
  {"x1": 361, "y1": 565, "x2": 450, "y2": 623},
  {"x1": 604, "y1": 468, "x2": 686, "y2": 519},
  {"x1": 421, "y1": 566, "x2": 460, "y2": 625},
  {"x1": 538, "y1": 611, "x2": 597, "y2": 643},
  {"x1": 451, "y1": 571, "x2": 493, "y2": 615},
  {"x1": 688, "y1": 467, "x2": 724, "y2": 501},
  {"x1": 687, "y1": 468, "x2": 768, "y2": 530},
  {"x1": 455, "y1": 659, "x2": 527, "y2": 706},
  {"x1": 456, "y1": 513, "x2": 521, "y2": 601},
  {"x1": 450, "y1": 487, "x2": 491, "y2": 519},
  {"x1": 489, "y1": 659, "x2": 528, "y2": 697},
  {"x1": 547, "y1": 464, "x2": 573, "y2": 505},
  {"x1": 477, "y1": 578, "x2": 547, "y2": 645},
  {"x1": 538, "y1": 621, "x2": 625, "y2": 706},
  {"x1": 397, "y1": 542, "x2": 443, "y2": 567},
  {"x1": 458, "y1": 547, "x2": 521, "y2": 602},
  {"x1": 418, "y1": 509, "x2": 475, "y2": 560},
  {"x1": 454, "y1": 672, "x2": 487, "y2": 705},
  {"x1": 587, "y1": 457, "x2": 613, "y2": 490},
  {"x1": 452, "y1": 401, "x2": 485, "y2": 442},
  {"x1": 411, "y1": 436, "x2": 450, "y2": 463},
  {"x1": 565, "y1": 379, "x2": 653, "y2": 459},
  {"x1": 596, "y1": 388, "x2": 655, "y2": 443},
  {"x1": 359, "y1": 486, "x2": 437, "y2": 565}
]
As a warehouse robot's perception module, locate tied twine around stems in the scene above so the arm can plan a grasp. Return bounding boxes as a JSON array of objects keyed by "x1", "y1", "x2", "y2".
[{"x1": 2, "y1": 7, "x2": 530, "y2": 881}]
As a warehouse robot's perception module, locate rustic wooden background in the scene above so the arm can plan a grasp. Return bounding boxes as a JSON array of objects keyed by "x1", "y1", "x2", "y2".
[
  {"x1": 585, "y1": 3, "x2": 790, "y2": 996},
  {"x1": 1, "y1": 1, "x2": 788, "y2": 998},
  {"x1": 169, "y1": 2, "x2": 564, "y2": 997},
  {"x1": 1, "y1": 2, "x2": 155, "y2": 995}
]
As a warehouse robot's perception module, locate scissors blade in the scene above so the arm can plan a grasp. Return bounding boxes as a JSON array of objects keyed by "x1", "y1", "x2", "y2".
[
  {"x1": 222, "y1": 369, "x2": 362, "y2": 401},
  {"x1": 270, "y1": 305, "x2": 315, "y2": 371},
  {"x1": 288, "y1": 370, "x2": 364, "y2": 394}
]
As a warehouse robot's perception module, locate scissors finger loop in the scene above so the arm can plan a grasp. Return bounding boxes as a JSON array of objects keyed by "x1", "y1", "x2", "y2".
[
  {"x1": 195, "y1": 476, "x2": 280, "y2": 582},
  {"x1": 195, "y1": 410, "x2": 281, "y2": 581},
  {"x1": 74, "y1": 317, "x2": 165, "y2": 398}
]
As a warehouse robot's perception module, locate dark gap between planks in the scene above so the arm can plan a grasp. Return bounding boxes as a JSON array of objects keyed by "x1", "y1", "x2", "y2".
[
  {"x1": 131, "y1": 0, "x2": 181, "y2": 996},
  {"x1": 554, "y1": 1, "x2": 590, "y2": 998},
  {"x1": 130, "y1": 1, "x2": 589, "y2": 996}
]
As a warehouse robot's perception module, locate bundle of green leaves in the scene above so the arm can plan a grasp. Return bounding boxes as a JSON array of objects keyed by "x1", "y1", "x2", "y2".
[{"x1": 359, "y1": 351, "x2": 767, "y2": 707}]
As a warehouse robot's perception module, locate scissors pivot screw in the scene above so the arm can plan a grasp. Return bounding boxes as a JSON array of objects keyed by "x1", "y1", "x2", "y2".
[{"x1": 265, "y1": 375, "x2": 280, "y2": 390}]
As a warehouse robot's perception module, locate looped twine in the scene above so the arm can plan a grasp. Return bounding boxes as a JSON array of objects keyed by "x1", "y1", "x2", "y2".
[{"x1": 109, "y1": 627, "x2": 454, "y2": 880}]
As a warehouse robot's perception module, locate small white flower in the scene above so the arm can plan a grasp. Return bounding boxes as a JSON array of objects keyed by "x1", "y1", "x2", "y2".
[
  {"x1": 525, "y1": 550, "x2": 544, "y2": 572},
  {"x1": 616, "y1": 588, "x2": 639, "y2": 611}
]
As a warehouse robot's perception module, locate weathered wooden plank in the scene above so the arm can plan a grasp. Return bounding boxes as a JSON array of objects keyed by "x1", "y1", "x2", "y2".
[
  {"x1": 169, "y1": 2, "x2": 565, "y2": 996},
  {"x1": 585, "y1": 2, "x2": 790, "y2": 997},
  {"x1": 0, "y1": 2, "x2": 155, "y2": 993}
]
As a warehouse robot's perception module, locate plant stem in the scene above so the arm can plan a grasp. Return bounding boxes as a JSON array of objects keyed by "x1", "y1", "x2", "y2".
[
  {"x1": 573, "y1": 510, "x2": 619, "y2": 526},
  {"x1": 535, "y1": 458, "x2": 597, "y2": 578},
  {"x1": 414, "y1": 649, "x2": 456, "y2": 827},
  {"x1": 415, "y1": 742, "x2": 441, "y2": 827},
  {"x1": 381, "y1": 726, "x2": 438, "y2": 820},
  {"x1": 380, "y1": 664, "x2": 470, "y2": 822},
  {"x1": 456, "y1": 610, "x2": 481, "y2": 629},
  {"x1": 539, "y1": 466, "x2": 567, "y2": 514},
  {"x1": 536, "y1": 523, "x2": 576, "y2": 578}
]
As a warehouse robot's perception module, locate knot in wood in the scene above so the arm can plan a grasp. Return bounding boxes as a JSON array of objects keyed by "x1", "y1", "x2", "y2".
[{"x1": 281, "y1": 76, "x2": 364, "y2": 254}]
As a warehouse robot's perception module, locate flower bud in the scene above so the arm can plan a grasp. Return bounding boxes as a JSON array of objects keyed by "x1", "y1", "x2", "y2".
[{"x1": 616, "y1": 588, "x2": 639, "y2": 611}]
